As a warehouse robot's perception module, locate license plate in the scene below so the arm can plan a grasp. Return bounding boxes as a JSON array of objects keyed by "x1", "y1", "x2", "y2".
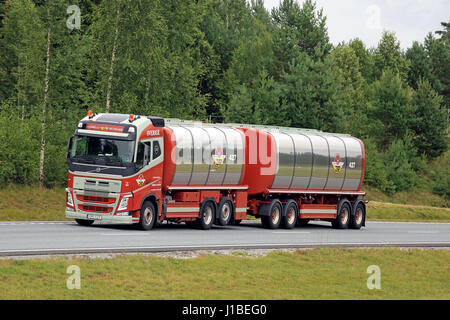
[{"x1": 86, "y1": 214, "x2": 102, "y2": 220}]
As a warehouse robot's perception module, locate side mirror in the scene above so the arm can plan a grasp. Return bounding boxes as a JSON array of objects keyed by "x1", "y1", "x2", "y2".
[{"x1": 66, "y1": 136, "x2": 74, "y2": 161}]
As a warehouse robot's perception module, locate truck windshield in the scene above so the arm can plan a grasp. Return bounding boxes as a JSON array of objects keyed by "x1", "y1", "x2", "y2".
[{"x1": 70, "y1": 135, "x2": 135, "y2": 166}]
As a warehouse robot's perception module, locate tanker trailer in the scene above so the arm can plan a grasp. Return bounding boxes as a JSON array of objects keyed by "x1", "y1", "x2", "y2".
[{"x1": 66, "y1": 112, "x2": 366, "y2": 230}]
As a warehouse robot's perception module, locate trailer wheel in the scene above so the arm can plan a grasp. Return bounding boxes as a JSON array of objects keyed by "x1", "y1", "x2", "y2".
[
  {"x1": 261, "y1": 200, "x2": 282, "y2": 229},
  {"x1": 217, "y1": 197, "x2": 234, "y2": 226},
  {"x1": 139, "y1": 201, "x2": 156, "y2": 231},
  {"x1": 197, "y1": 201, "x2": 215, "y2": 230},
  {"x1": 281, "y1": 200, "x2": 298, "y2": 229},
  {"x1": 75, "y1": 219, "x2": 94, "y2": 226},
  {"x1": 332, "y1": 200, "x2": 351, "y2": 229},
  {"x1": 350, "y1": 201, "x2": 366, "y2": 229}
]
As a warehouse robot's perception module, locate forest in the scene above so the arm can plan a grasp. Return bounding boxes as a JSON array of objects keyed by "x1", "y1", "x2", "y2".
[{"x1": 0, "y1": 0, "x2": 448, "y2": 204}]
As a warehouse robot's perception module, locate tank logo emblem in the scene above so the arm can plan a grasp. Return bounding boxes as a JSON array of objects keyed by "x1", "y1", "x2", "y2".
[
  {"x1": 332, "y1": 155, "x2": 344, "y2": 173},
  {"x1": 136, "y1": 174, "x2": 146, "y2": 186},
  {"x1": 212, "y1": 147, "x2": 226, "y2": 168}
]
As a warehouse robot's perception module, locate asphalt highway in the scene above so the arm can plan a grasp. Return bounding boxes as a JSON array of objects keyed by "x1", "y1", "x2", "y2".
[{"x1": 0, "y1": 220, "x2": 449, "y2": 256}]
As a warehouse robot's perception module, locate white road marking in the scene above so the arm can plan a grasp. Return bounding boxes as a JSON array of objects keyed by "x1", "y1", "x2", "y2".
[
  {"x1": 272, "y1": 232, "x2": 311, "y2": 234},
  {"x1": 408, "y1": 231, "x2": 439, "y2": 234},
  {"x1": 102, "y1": 233, "x2": 149, "y2": 236}
]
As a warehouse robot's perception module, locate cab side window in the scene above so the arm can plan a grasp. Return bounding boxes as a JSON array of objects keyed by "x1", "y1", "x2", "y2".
[
  {"x1": 152, "y1": 140, "x2": 161, "y2": 160},
  {"x1": 136, "y1": 142, "x2": 151, "y2": 168}
]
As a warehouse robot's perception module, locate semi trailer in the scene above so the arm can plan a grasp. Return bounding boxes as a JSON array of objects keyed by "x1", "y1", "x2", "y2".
[{"x1": 65, "y1": 111, "x2": 366, "y2": 230}]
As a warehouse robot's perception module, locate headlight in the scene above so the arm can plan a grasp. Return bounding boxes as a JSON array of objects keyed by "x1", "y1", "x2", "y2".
[
  {"x1": 118, "y1": 195, "x2": 132, "y2": 211},
  {"x1": 66, "y1": 189, "x2": 74, "y2": 206}
]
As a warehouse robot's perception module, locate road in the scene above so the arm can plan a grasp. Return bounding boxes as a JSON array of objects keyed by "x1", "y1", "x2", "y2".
[{"x1": 0, "y1": 220, "x2": 449, "y2": 256}]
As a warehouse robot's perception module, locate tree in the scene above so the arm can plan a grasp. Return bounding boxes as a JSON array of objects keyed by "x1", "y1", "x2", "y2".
[
  {"x1": 367, "y1": 69, "x2": 414, "y2": 149},
  {"x1": 374, "y1": 31, "x2": 410, "y2": 80},
  {"x1": 328, "y1": 43, "x2": 367, "y2": 135},
  {"x1": 0, "y1": 0, "x2": 45, "y2": 108},
  {"x1": 411, "y1": 79, "x2": 447, "y2": 158},
  {"x1": 406, "y1": 41, "x2": 432, "y2": 89},
  {"x1": 224, "y1": 69, "x2": 288, "y2": 126},
  {"x1": 271, "y1": 0, "x2": 331, "y2": 77},
  {"x1": 425, "y1": 31, "x2": 450, "y2": 110},
  {"x1": 280, "y1": 53, "x2": 345, "y2": 132},
  {"x1": 349, "y1": 38, "x2": 376, "y2": 82}
]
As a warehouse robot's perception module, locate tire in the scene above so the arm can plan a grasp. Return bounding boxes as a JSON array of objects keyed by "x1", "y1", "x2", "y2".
[
  {"x1": 197, "y1": 201, "x2": 215, "y2": 230},
  {"x1": 139, "y1": 201, "x2": 157, "y2": 230},
  {"x1": 297, "y1": 219, "x2": 310, "y2": 227},
  {"x1": 332, "y1": 199, "x2": 351, "y2": 229},
  {"x1": 261, "y1": 200, "x2": 282, "y2": 229},
  {"x1": 217, "y1": 197, "x2": 234, "y2": 226},
  {"x1": 75, "y1": 219, "x2": 94, "y2": 226},
  {"x1": 281, "y1": 200, "x2": 298, "y2": 229},
  {"x1": 350, "y1": 201, "x2": 366, "y2": 229}
]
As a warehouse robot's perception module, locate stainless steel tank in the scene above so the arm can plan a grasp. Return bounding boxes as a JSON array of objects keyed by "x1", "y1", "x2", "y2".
[
  {"x1": 268, "y1": 129, "x2": 364, "y2": 191},
  {"x1": 167, "y1": 125, "x2": 245, "y2": 186},
  {"x1": 165, "y1": 122, "x2": 364, "y2": 191}
]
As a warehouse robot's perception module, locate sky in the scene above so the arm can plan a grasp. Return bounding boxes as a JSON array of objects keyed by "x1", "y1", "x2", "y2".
[{"x1": 263, "y1": 0, "x2": 450, "y2": 49}]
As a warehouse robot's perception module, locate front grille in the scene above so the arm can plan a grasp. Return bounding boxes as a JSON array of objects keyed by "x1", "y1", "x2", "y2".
[
  {"x1": 78, "y1": 205, "x2": 112, "y2": 213},
  {"x1": 76, "y1": 195, "x2": 115, "y2": 204}
]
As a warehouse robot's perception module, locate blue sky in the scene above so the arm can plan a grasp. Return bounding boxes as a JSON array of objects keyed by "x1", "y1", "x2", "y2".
[{"x1": 263, "y1": 0, "x2": 449, "y2": 49}]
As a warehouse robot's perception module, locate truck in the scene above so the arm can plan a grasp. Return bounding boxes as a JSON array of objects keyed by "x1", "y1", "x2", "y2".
[{"x1": 65, "y1": 111, "x2": 366, "y2": 230}]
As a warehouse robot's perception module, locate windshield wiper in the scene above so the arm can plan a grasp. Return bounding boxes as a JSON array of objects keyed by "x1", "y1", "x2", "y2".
[{"x1": 71, "y1": 156, "x2": 95, "y2": 164}]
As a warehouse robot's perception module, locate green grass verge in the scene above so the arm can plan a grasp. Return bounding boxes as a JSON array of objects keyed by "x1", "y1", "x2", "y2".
[
  {"x1": 0, "y1": 248, "x2": 449, "y2": 299},
  {"x1": 0, "y1": 185, "x2": 449, "y2": 222},
  {"x1": 367, "y1": 201, "x2": 450, "y2": 222},
  {"x1": 0, "y1": 185, "x2": 67, "y2": 221}
]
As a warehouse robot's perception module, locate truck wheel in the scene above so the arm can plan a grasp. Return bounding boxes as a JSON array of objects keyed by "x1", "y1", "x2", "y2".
[
  {"x1": 197, "y1": 201, "x2": 215, "y2": 230},
  {"x1": 261, "y1": 200, "x2": 282, "y2": 229},
  {"x1": 75, "y1": 219, "x2": 94, "y2": 226},
  {"x1": 281, "y1": 200, "x2": 298, "y2": 229},
  {"x1": 350, "y1": 202, "x2": 366, "y2": 229},
  {"x1": 332, "y1": 200, "x2": 351, "y2": 229},
  {"x1": 217, "y1": 197, "x2": 234, "y2": 226},
  {"x1": 139, "y1": 201, "x2": 156, "y2": 231}
]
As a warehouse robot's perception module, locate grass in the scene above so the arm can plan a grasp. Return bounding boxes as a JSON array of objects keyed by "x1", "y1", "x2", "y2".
[
  {"x1": 367, "y1": 201, "x2": 450, "y2": 222},
  {"x1": 0, "y1": 185, "x2": 67, "y2": 221},
  {"x1": 0, "y1": 248, "x2": 449, "y2": 299},
  {"x1": 0, "y1": 185, "x2": 449, "y2": 222}
]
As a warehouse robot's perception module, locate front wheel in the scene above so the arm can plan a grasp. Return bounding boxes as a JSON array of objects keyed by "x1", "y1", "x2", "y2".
[{"x1": 139, "y1": 201, "x2": 156, "y2": 230}]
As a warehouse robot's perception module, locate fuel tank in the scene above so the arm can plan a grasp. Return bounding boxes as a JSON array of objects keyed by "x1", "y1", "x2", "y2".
[{"x1": 162, "y1": 123, "x2": 365, "y2": 195}]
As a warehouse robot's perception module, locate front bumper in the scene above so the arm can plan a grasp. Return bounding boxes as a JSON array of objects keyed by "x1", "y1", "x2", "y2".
[{"x1": 65, "y1": 208, "x2": 135, "y2": 224}]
